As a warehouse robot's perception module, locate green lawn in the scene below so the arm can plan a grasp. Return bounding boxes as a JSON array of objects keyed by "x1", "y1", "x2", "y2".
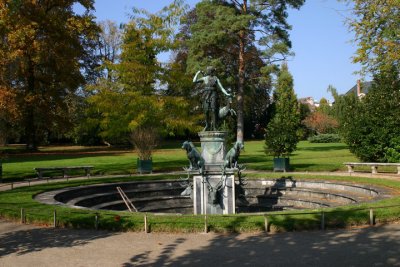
[
  {"x1": 1, "y1": 140, "x2": 360, "y2": 182},
  {"x1": 241, "y1": 141, "x2": 358, "y2": 171}
]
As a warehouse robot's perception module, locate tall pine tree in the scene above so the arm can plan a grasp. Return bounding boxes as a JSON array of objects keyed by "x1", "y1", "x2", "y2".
[{"x1": 187, "y1": 0, "x2": 304, "y2": 143}]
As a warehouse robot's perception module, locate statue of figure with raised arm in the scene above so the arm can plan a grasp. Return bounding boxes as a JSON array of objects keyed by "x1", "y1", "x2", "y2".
[{"x1": 193, "y1": 66, "x2": 232, "y2": 131}]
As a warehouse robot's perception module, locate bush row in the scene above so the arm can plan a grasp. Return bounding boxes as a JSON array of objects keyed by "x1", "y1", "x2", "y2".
[{"x1": 308, "y1": 134, "x2": 341, "y2": 143}]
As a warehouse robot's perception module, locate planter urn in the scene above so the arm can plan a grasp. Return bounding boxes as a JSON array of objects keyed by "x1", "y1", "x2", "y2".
[
  {"x1": 137, "y1": 158, "x2": 153, "y2": 174},
  {"x1": 273, "y1": 157, "x2": 290, "y2": 172}
]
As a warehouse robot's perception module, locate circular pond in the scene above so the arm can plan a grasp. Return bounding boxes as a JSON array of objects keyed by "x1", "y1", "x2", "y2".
[{"x1": 35, "y1": 178, "x2": 393, "y2": 214}]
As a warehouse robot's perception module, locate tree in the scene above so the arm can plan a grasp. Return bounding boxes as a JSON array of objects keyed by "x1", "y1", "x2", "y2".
[
  {"x1": 97, "y1": 20, "x2": 122, "y2": 81},
  {"x1": 345, "y1": 0, "x2": 400, "y2": 74},
  {"x1": 174, "y1": 7, "x2": 272, "y2": 138},
  {"x1": 303, "y1": 96, "x2": 336, "y2": 137},
  {"x1": 327, "y1": 85, "x2": 355, "y2": 124},
  {"x1": 303, "y1": 111, "x2": 339, "y2": 135},
  {"x1": 317, "y1": 97, "x2": 332, "y2": 115},
  {"x1": 0, "y1": 88, "x2": 20, "y2": 145},
  {"x1": 264, "y1": 63, "x2": 300, "y2": 157},
  {"x1": 0, "y1": 0, "x2": 99, "y2": 149},
  {"x1": 88, "y1": 81, "x2": 193, "y2": 145},
  {"x1": 186, "y1": 0, "x2": 304, "y2": 143},
  {"x1": 337, "y1": 70, "x2": 400, "y2": 162},
  {"x1": 298, "y1": 102, "x2": 311, "y2": 139},
  {"x1": 89, "y1": 1, "x2": 197, "y2": 148},
  {"x1": 73, "y1": 20, "x2": 122, "y2": 145}
]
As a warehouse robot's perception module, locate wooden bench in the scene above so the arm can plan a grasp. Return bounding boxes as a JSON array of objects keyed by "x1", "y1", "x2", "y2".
[
  {"x1": 34, "y1": 166, "x2": 94, "y2": 179},
  {"x1": 344, "y1": 162, "x2": 400, "y2": 175}
]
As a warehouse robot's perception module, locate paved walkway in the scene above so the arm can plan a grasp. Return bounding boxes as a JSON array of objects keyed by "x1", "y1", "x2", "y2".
[{"x1": 1, "y1": 220, "x2": 400, "y2": 266}]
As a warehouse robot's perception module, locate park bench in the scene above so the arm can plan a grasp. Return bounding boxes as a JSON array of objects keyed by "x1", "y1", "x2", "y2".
[
  {"x1": 344, "y1": 162, "x2": 400, "y2": 175},
  {"x1": 34, "y1": 166, "x2": 94, "y2": 179}
]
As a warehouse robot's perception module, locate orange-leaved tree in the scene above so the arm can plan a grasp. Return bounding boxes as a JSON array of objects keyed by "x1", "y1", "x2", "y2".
[{"x1": 0, "y1": 0, "x2": 99, "y2": 149}]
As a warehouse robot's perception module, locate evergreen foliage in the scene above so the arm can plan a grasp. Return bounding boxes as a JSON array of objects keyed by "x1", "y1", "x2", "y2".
[
  {"x1": 298, "y1": 102, "x2": 312, "y2": 140},
  {"x1": 185, "y1": 0, "x2": 304, "y2": 142},
  {"x1": 308, "y1": 134, "x2": 341, "y2": 144},
  {"x1": 331, "y1": 71, "x2": 400, "y2": 162},
  {"x1": 264, "y1": 63, "x2": 300, "y2": 157}
]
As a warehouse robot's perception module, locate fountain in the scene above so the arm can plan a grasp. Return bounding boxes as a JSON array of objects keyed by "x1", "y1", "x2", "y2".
[
  {"x1": 33, "y1": 68, "x2": 393, "y2": 214},
  {"x1": 182, "y1": 67, "x2": 242, "y2": 214}
]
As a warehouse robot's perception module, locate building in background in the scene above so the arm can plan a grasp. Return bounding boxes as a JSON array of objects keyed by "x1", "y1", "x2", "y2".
[
  {"x1": 299, "y1": 97, "x2": 333, "y2": 112},
  {"x1": 346, "y1": 80, "x2": 373, "y2": 99}
]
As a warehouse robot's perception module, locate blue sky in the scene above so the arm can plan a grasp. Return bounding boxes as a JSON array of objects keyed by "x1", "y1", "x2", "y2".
[{"x1": 82, "y1": 0, "x2": 362, "y2": 101}]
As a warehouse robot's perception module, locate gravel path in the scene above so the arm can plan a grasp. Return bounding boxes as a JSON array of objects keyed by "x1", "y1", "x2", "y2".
[{"x1": 1, "y1": 220, "x2": 400, "y2": 266}]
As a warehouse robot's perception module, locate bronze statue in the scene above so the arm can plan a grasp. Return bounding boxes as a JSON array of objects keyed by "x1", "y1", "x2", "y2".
[
  {"x1": 182, "y1": 141, "x2": 204, "y2": 171},
  {"x1": 223, "y1": 141, "x2": 244, "y2": 169},
  {"x1": 193, "y1": 66, "x2": 232, "y2": 131}
]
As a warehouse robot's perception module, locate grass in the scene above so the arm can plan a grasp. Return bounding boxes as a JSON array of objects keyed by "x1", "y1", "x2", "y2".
[
  {"x1": 1, "y1": 140, "x2": 361, "y2": 182},
  {"x1": 1, "y1": 174, "x2": 400, "y2": 233},
  {"x1": 241, "y1": 141, "x2": 358, "y2": 172}
]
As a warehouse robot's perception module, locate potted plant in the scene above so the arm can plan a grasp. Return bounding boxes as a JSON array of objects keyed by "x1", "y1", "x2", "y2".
[
  {"x1": 264, "y1": 124, "x2": 295, "y2": 172},
  {"x1": 264, "y1": 63, "x2": 300, "y2": 172},
  {"x1": 130, "y1": 127, "x2": 159, "y2": 174}
]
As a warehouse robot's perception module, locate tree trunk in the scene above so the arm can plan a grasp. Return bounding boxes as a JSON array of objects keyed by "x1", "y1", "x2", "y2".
[
  {"x1": 237, "y1": 32, "x2": 245, "y2": 143},
  {"x1": 25, "y1": 59, "x2": 37, "y2": 151},
  {"x1": 236, "y1": 0, "x2": 247, "y2": 144}
]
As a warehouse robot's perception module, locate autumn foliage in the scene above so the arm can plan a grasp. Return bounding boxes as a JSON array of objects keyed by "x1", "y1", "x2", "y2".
[
  {"x1": 0, "y1": 0, "x2": 99, "y2": 149},
  {"x1": 0, "y1": 87, "x2": 20, "y2": 144},
  {"x1": 303, "y1": 111, "x2": 339, "y2": 135}
]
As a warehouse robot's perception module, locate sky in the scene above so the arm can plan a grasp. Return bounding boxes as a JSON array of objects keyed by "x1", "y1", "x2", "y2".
[{"x1": 79, "y1": 0, "x2": 363, "y2": 101}]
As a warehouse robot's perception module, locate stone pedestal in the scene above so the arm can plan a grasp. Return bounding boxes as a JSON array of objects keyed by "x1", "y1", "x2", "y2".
[
  {"x1": 198, "y1": 131, "x2": 228, "y2": 171},
  {"x1": 192, "y1": 131, "x2": 236, "y2": 215},
  {"x1": 193, "y1": 173, "x2": 235, "y2": 214}
]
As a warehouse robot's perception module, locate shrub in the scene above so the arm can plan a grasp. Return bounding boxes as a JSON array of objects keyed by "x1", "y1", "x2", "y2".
[
  {"x1": 302, "y1": 111, "x2": 339, "y2": 134},
  {"x1": 308, "y1": 134, "x2": 341, "y2": 143},
  {"x1": 385, "y1": 136, "x2": 400, "y2": 162},
  {"x1": 130, "y1": 127, "x2": 159, "y2": 160}
]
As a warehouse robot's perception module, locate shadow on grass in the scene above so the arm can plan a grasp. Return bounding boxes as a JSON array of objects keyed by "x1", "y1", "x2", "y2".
[
  {"x1": 298, "y1": 145, "x2": 349, "y2": 152},
  {"x1": 2, "y1": 156, "x2": 187, "y2": 182},
  {"x1": 158, "y1": 140, "x2": 201, "y2": 150},
  {"x1": 290, "y1": 163, "x2": 317, "y2": 170},
  {"x1": 5, "y1": 152, "x2": 128, "y2": 164},
  {"x1": 155, "y1": 159, "x2": 188, "y2": 171},
  {"x1": 240, "y1": 155, "x2": 269, "y2": 164}
]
